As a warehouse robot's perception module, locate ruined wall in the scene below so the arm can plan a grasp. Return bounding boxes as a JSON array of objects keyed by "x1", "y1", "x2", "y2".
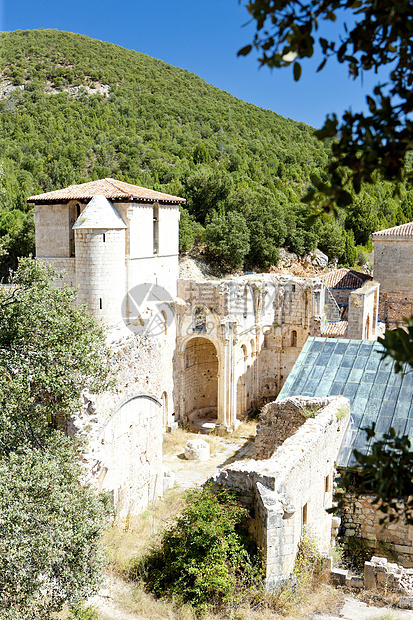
[
  {"x1": 340, "y1": 492, "x2": 413, "y2": 567},
  {"x1": 213, "y1": 395, "x2": 350, "y2": 588},
  {"x1": 347, "y1": 281, "x2": 379, "y2": 340},
  {"x1": 255, "y1": 396, "x2": 331, "y2": 459},
  {"x1": 68, "y1": 332, "x2": 164, "y2": 517},
  {"x1": 184, "y1": 337, "x2": 218, "y2": 420},
  {"x1": 175, "y1": 275, "x2": 324, "y2": 428},
  {"x1": 374, "y1": 238, "x2": 413, "y2": 326}
]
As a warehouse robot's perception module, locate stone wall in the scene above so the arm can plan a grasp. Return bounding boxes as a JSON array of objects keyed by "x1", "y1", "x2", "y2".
[
  {"x1": 75, "y1": 227, "x2": 126, "y2": 325},
  {"x1": 67, "y1": 331, "x2": 164, "y2": 517},
  {"x1": 175, "y1": 275, "x2": 325, "y2": 428},
  {"x1": 184, "y1": 336, "x2": 218, "y2": 420},
  {"x1": 373, "y1": 238, "x2": 413, "y2": 327},
  {"x1": 212, "y1": 395, "x2": 350, "y2": 588},
  {"x1": 255, "y1": 396, "x2": 333, "y2": 459},
  {"x1": 347, "y1": 281, "x2": 379, "y2": 340},
  {"x1": 379, "y1": 292, "x2": 413, "y2": 330},
  {"x1": 35, "y1": 202, "x2": 72, "y2": 257},
  {"x1": 340, "y1": 492, "x2": 413, "y2": 566}
]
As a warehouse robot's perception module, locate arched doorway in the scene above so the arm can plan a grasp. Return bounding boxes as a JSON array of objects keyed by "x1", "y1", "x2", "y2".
[{"x1": 183, "y1": 337, "x2": 219, "y2": 423}]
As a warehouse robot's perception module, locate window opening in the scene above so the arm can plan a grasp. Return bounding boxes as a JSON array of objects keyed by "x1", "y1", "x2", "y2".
[
  {"x1": 291, "y1": 330, "x2": 297, "y2": 347},
  {"x1": 102, "y1": 233, "x2": 106, "y2": 243},
  {"x1": 302, "y1": 503, "x2": 308, "y2": 527},
  {"x1": 153, "y1": 202, "x2": 159, "y2": 254},
  {"x1": 99, "y1": 298, "x2": 102, "y2": 310}
]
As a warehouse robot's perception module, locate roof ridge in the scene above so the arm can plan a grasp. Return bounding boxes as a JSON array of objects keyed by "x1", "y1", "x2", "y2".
[{"x1": 104, "y1": 178, "x2": 130, "y2": 196}]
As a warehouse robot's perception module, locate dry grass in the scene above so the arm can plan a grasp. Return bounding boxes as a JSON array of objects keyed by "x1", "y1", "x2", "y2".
[
  {"x1": 162, "y1": 421, "x2": 257, "y2": 459},
  {"x1": 99, "y1": 575, "x2": 343, "y2": 620},
  {"x1": 103, "y1": 488, "x2": 186, "y2": 573},
  {"x1": 101, "y1": 423, "x2": 347, "y2": 620}
]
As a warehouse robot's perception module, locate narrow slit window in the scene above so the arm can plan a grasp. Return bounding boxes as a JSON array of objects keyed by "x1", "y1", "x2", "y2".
[
  {"x1": 102, "y1": 233, "x2": 106, "y2": 243},
  {"x1": 291, "y1": 330, "x2": 297, "y2": 347},
  {"x1": 302, "y1": 503, "x2": 308, "y2": 527},
  {"x1": 153, "y1": 202, "x2": 159, "y2": 254},
  {"x1": 99, "y1": 298, "x2": 102, "y2": 310}
]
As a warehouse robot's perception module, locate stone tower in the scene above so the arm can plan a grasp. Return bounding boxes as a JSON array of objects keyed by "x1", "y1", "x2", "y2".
[
  {"x1": 29, "y1": 178, "x2": 185, "y2": 328},
  {"x1": 72, "y1": 195, "x2": 127, "y2": 326}
]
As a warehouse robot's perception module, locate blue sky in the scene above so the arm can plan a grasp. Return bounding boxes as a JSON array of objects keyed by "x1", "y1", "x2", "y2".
[{"x1": 2, "y1": 0, "x2": 382, "y2": 129}]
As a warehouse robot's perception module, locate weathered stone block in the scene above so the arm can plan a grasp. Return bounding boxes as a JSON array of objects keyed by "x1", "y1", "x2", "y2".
[
  {"x1": 184, "y1": 438, "x2": 210, "y2": 461},
  {"x1": 330, "y1": 568, "x2": 349, "y2": 586},
  {"x1": 364, "y1": 562, "x2": 377, "y2": 590}
]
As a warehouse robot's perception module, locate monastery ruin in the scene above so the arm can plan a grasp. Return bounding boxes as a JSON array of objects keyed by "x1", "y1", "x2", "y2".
[{"x1": 28, "y1": 179, "x2": 413, "y2": 584}]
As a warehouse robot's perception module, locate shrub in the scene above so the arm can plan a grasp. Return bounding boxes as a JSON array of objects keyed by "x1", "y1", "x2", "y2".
[{"x1": 132, "y1": 485, "x2": 262, "y2": 613}]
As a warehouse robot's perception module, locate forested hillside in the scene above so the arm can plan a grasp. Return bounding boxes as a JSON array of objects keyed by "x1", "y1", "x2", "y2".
[{"x1": 0, "y1": 29, "x2": 411, "y2": 274}]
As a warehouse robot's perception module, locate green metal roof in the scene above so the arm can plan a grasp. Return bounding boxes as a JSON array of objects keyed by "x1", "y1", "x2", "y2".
[{"x1": 277, "y1": 337, "x2": 413, "y2": 468}]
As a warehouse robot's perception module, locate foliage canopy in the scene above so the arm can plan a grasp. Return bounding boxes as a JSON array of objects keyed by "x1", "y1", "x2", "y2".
[
  {"x1": 0, "y1": 28, "x2": 410, "y2": 271},
  {"x1": 0, "y1": 258, "x2": 111, "y2": 616},
  {"x1": 239, "y1": 0, "x2": 413, "y2": 212},
  {"x1": 134, "y1": 485, "x2": 261, "y2": 613}
]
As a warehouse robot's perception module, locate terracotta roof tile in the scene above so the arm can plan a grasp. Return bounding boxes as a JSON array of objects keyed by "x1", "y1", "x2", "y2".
[
  {"x1": 371, "y1": 222, "x2": 413, "y2": 239},
  {"x1": 321, "y1": 321, "x2": 348, "y2": 337},
  {"x1": 27, "y1": 178, "x2": 186, "y2": 204},
  {"x1": 323, "y1": 268, "x2": 371, "y2": 289}
]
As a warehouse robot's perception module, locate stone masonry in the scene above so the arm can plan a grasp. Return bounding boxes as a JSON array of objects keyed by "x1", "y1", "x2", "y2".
[
  {"x1": 340, "y1": 492, "x2": 413, "y2": 567},
  {"x1": 212, "y1": 395, "x2": 351, "y2": 588}
]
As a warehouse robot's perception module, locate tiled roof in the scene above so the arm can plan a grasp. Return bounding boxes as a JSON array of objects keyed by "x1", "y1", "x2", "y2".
[
  {"x1": 371, "y1": 222, "x2": 413, "y2": 240},
  {"x1": 278, "y1": 337, "x2": 413, "y2": 468},
  {"x1": 322, "y1": 321, "x2": 348, "y2": 337},
  {"x1": 72, "y1": 196, "x2": 127, "y2": 230},
  {"x1": 324, "y1": 268, "x2": 371, "y2": 289},
  {"x1": 27, "y1": 178, "x2": 186, "y2": 204}
]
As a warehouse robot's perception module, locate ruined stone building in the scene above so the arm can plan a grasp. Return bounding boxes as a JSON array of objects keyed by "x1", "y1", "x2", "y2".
[
  {"x1": 372, "y1": 221, "x2": 413, "y2": 329},
  {"x1": 213, "y1": 395, "x2": 350, "y2": 587},
  {"x1": 280, "y1": 336, "x2": 413, "y2": 568},
  {"x1": 28, "y1": 177, "x2": 382, "y2": 565}
]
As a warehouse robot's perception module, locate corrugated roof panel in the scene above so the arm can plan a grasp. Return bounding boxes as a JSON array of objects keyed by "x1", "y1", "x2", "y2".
[{"x1": 277, "y1": 336, "x2": 413, "y2": 468}]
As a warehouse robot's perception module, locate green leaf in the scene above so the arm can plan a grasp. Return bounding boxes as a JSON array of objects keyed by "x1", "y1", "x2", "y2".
[
  {"x1": 237, "y1": 44, "x2": 252, "y2": 56},
  {"x1": 293, "y1": 61, "x2": 302, "y2": 81}
]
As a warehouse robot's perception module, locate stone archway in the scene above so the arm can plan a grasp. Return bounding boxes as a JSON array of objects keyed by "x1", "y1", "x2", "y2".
[{"x1": 183, "y1": 337, "x2": 219, "y2": 423}]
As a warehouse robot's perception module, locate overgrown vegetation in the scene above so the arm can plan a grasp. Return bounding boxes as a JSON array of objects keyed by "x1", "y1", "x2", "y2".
[
  {"x1": 104, "y1": 495, "x2": 341, "y2": 619},
  {"x1": 130, "y1": 486, "x2": 262, "y2": 614},
  {"x1": 0, "y1": 29, "x2": 410, "y2": 276},
  {"x1": 0, "y1": 259, "x2": 112, "y2": 618}
]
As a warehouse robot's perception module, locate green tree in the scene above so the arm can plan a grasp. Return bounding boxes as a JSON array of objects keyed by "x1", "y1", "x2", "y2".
[
  {"x1": 0, "y1": 258, "x2": 111, "y2": 616},
  {"x1": 184, "y1": 167, "x2": 234, "y2": 224},
  {"x1": 135, "y1": 486, "x2": 261, "y2": 613},
  {"x1": 245, "y1": 188, "x2": 287, "y2": 269},
  {"x1": 204, "y1": 210, "x2": 250, "y2": 270},
  {"x1": 0, "y1": 258, "x2": 111, "y2": 452},
  {"x1": 178, "y1": 206, "x2": 196, "y2": 252},
  {"x1": 239, "y1": 0, "x2": 413, "y2": 210},
  {"x1": 0, "y1": 435, "x2": 108, "y2": 620}
]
